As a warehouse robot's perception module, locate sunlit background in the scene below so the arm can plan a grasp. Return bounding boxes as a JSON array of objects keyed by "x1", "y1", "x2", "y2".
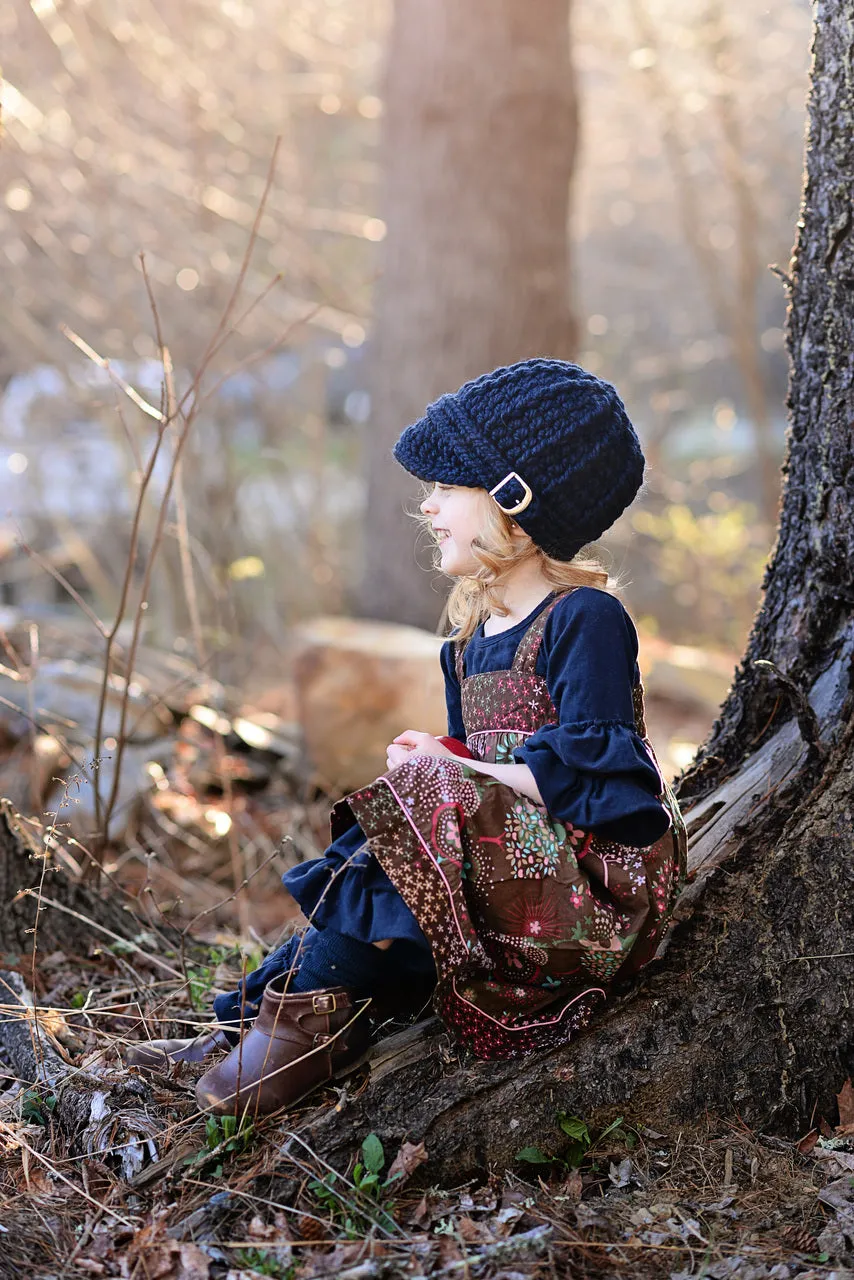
[{"x1": 0, "y1": 0, "x2": 812, "y2": 921}]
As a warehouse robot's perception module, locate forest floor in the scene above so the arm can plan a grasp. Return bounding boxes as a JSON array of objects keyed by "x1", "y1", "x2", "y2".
[
  {"x1": 0, "y1": 623, "x2": 852, "y2": 1278},
  {"x1": 1, "y1": 924, "x2": 852, "y2": 1280}
]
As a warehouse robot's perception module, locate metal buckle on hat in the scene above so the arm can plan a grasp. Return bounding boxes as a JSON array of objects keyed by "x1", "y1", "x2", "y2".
[{"x1": 489, "y1": 471, "x2": 533, "y2": 515}]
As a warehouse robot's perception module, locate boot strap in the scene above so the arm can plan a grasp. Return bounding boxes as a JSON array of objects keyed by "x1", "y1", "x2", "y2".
[{"x1": 312, "y1": 992, "x2": 339, "y2": 1014}]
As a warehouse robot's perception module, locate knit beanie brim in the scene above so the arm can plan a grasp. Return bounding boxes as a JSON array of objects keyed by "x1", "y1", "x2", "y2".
[{"x1": 392, "y1": 417, "x2": 481, "y2": 488}]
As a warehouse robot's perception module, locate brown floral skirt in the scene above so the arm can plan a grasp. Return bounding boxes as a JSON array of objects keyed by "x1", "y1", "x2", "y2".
[{"x1": 333, "y1": 753, "x2": 685, "y2": 1060}]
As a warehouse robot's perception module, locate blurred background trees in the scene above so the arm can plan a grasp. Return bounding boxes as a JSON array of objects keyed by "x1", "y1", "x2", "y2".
[
  {"x1": 362, "y1": 0, "x2": 577, "y2": 627},
  {"x1": 0, "y1": 0, "x2": 811, "y2": 662}
]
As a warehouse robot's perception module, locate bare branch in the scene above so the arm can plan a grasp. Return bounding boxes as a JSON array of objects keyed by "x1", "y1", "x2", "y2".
[
  {"x1": 16, "y1": 538, "x2": 109, "y2": 639},
  {"x1": 59, "y1": 324, "x2": 165, "y2": 423}
]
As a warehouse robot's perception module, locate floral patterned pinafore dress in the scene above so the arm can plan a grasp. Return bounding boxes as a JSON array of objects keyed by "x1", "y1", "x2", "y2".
[{"x1": 333, "y1": 591, "x2": 687, "y2": 1059}]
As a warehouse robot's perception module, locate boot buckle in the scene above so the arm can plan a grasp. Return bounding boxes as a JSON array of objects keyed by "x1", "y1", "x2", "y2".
[
  {"x1": 313, "y1": 1032, "x2": 334, "y2": 1047},
  {"x1": 312, "y1": 993, "x2": 338, "y2": 1015}
]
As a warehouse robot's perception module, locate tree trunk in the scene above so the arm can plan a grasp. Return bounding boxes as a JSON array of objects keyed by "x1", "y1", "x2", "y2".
[
  {"x1": 269, "y1": 0, "x2": 854, "y2": 1184},
  {"x1": 360, "y1": 0, "x2": 578, "y2": 629},
  {"x1": 679, "y1": 0, "x2": 854, "y2": 800}
]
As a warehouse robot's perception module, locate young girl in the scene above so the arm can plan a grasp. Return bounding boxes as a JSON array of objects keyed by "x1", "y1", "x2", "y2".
[{"x1": 126, "y1": 359, "x2": 686, "y2": 1116}]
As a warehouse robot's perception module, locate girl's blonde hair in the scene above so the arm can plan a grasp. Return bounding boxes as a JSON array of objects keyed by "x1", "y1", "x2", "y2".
[{"x1": 414, "y1": 485, "x2": 616, "y2": 642}]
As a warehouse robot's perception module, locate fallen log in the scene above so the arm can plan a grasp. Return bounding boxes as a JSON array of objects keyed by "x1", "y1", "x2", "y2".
[
  {"x1": 0, "y1": 969, "x2": 161, "y2": 1178},
  {"x1": 0, "y1": 970, "x2": 68, "y2": 1089}
]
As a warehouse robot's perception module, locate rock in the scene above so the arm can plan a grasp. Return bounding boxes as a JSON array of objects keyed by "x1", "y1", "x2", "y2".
[
  {"x1": 0, "y1": 661, "x2": 176, "y2": 840},
  {"x1": 818, "y1": 1209, "x2": 854, "y2": 1267},
  {"x1": 291, "y1": 616, "x2": 447, "y2": 792},
  {"x1": 0, "y1": 660, "x2": 172, "y2": 744}
]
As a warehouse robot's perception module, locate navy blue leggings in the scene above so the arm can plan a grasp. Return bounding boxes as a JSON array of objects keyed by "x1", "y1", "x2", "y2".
[{"x1": 212, "y1": 926, "x2": 435, "y2": 1034}]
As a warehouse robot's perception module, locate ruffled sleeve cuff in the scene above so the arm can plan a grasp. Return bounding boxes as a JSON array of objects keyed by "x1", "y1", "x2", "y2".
[
  {"x1": 282, "y1": 821, "x2": 427, "y2": 945},
  {"x1": 514, "y1": 719, "x2": 671, "y2": 848}
]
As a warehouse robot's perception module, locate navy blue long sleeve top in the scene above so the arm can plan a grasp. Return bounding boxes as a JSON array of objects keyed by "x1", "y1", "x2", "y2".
[{"x1": 439, "y1": 588, "x2": 671, "y2": 848}]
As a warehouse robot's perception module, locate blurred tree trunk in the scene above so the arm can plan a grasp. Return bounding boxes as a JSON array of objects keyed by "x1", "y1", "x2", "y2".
[
  {"x1": 280, "y1": 0, "x2": 854, "y2": 1183},
  {"x1": 629, "y1": 0, "x2": 784, "y2": 530},
  {"x1": 360, "y1": 0, "x2": 578, "y2": 629}
]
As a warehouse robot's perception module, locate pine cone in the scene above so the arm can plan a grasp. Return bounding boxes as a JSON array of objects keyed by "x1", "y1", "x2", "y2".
[
  {"x1": 781, "y1": 1224, "x2": 818, "y2": 1253},
  {"x1": 297, "y1": 1213, "x2": 327, "y2": 1241}
]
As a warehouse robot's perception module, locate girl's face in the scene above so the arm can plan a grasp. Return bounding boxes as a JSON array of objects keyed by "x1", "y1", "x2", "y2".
[{"x1": 420, "y1": 483, "x2": 490, "y2": 576}]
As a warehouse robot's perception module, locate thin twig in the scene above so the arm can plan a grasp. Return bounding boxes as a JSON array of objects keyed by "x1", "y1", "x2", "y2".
[
  {"x1": 187, "y1": 138, "x2": 282, "y2": 399},
  {"x1": 195, "y1": 303, "x2": 323, "y2": 411},
  {"x1": 89, "y1": 344, "x2": 172, "y2": 848},
  {"x1": 26, "y1": 623, "x2": 39, "y2": 811},
  {"x1": 16, "y1": 541, "x2": 108, "y2": 638},
  {"x1": 181, "y1": 845, "x2": 285, "y2": 935},
  {"x1": 205, "y1": 268, "x2": 285, "y2": 360},
  {"x1": 59, "y1": 324, "x2": 165, "y2": 422},
  {"x1": 99, "y1": 152, "x2": 282, "y2": 841},
  {"x1": 98, "y1": 416, "x2": 193, "y2": 837},
  {"x1": 112, "y1": 391, "x2": 144, "y2": 474},
  {"x1": 13, "y1": 891, "x2": 184, "y2": 979},
  {"x1": 789, "y1": 951, "x2": 854, "y2": 961},
  {"x1": 139, "y1": 260, "x2": 207, "y2": 675}
]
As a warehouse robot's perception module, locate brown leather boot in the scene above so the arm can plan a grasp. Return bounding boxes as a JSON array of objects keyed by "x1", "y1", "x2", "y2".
[
  {"x1": 194, "y1": 980, "x2": 371, "y2": 1117},
  {"x1": 124, "y1": 1026, "x2": 234, "y2": 1071}
]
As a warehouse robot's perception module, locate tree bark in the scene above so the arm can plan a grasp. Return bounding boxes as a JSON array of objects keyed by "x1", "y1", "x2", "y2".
[
  {"x1": 0, "y1": 799, "x2": 152, "y2": 959},
  {"x1": 268, "y1": 0, "x2": 854, "y2": 1185},
  {"x1": 360, "y1": 0, "x2": 578, "y2": 629}
]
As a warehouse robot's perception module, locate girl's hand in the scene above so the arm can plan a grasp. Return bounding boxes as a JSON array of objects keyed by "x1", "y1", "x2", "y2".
[
  {"x1": 386, "y1": 730, "x2": 455, "y2": 771},
  {"x1": 385, "y1": 742, "x2": 413, "y2": 770}
]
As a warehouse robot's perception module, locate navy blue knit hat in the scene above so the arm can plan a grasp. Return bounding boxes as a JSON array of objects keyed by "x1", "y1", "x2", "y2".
[{"x1": 393, "y1": 358, "x2": 645, "y2": 562}]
